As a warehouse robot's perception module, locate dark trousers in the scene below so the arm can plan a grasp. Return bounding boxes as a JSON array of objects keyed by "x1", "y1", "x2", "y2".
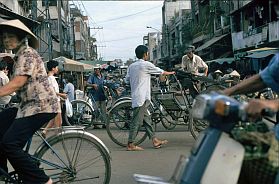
[{"x1": 0, "y1": 107, "x2": 56, "y2": 184}]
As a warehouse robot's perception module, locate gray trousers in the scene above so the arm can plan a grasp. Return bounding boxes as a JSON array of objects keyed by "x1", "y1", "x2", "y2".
[
  {"x1": 95, "y1": 100, "x2": 107, "y2": 124},
  {"x1": 128, "y1": 100, "x2": 155, "y2": 143}
]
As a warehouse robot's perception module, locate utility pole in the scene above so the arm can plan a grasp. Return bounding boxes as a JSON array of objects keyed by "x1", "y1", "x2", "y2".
[
  {"x1": 71, "y1": 17, "x2": 76, "y2": 60},
  {"x1": 58, "y1": 0, "x2": 63, "y2": 56}
]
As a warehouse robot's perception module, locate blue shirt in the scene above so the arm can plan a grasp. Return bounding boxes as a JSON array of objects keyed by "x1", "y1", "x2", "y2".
[
  {"x1": 87, "y1": 74, "x2": 106, "y2": 101},
  {"x1": 260, "y1": 53, "x2": 279, "y2": 93},
  {"x1": 125, "y1": 59, "x2": 163, "y2": 108},
  {"x1": 63, "y1": 82, "x2": 75, "y2": 102}
]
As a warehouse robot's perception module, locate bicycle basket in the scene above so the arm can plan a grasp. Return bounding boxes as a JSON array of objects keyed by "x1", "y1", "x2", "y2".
[{"x1": 238, "y1": 158, "x2": 278, "y2": 184}]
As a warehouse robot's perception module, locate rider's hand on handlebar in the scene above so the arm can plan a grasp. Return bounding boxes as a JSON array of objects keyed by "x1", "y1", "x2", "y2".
[{"x1": 245, "y1": 99, "x2": 278, "y2": 121}]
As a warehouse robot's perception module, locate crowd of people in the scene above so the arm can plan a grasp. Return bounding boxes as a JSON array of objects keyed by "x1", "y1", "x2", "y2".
[{"x1": 0, "y1": 17, "x2": 278, "y2": 183}]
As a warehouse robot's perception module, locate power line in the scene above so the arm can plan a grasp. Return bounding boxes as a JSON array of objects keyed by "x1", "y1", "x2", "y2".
[
  {"x1": 95, "y1": 5, "x2": 161, "y2": 23},
  {"x1": 97, "y1": 35, "x2": 142, "y2": 43}
]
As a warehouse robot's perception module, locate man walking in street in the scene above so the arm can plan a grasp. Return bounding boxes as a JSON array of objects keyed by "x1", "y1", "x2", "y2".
[{"x1": 125, "y1": 45, "x2": 175, "y2": 151}]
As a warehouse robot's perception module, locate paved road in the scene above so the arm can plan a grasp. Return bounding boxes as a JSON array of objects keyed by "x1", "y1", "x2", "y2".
[
  {"x1": 13, "y1": 125, "x2": 195, "y2": 184},
  {"x1": 91, "y1": 126, "x2": 195, "y2": 184}
]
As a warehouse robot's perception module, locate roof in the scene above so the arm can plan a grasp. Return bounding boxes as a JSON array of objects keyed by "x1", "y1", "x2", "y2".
[
  {"x1": 206, "y1": 57, "x2": 235, "y2": 65},
  {"x1": 245, "y1": 49, "x2": 279, "y2": 59},
  {"x1": 196, "y1": 34, "x2": 229, "y2": 52},
  {"x1": 53, "y1": 56, "x2": 94, "y2": 72},
  {"x1": 247, "y1": 47, "x2": 278, "y2": 53}
]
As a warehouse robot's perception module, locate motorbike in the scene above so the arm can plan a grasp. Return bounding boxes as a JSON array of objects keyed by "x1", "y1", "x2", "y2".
[{"x1": 134, "y1": 92, "x2": 279, "y2": 184}]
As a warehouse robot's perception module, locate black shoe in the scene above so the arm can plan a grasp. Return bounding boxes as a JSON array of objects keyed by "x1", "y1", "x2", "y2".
[{"x1": 93, "y1": 125, "x2": 101, "y2": 129}]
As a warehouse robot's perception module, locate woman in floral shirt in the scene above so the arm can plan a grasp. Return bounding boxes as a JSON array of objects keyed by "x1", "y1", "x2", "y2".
[{"x1": 0, "y1": 19, "x2": 59, "y2": 184}]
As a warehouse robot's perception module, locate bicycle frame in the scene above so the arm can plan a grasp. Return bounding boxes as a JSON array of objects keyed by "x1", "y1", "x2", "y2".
[{"x1": 0, "y1": 126, "x2": 111, "y2": 183}]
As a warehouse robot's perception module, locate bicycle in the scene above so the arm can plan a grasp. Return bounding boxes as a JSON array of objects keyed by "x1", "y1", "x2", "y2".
[
  {"x1": 106, "y1": 72, "x2": 227, "y2": 146},
  {"x1": 69, "y1": 87, "x2": 109, "y2": 129},
  {"x1": 0, "y1": 126, "x2": 111, "y2": 183}
]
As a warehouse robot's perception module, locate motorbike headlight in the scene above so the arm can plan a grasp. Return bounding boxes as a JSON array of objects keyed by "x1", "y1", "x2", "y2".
[{"x1": 191, "y1": 94, "x2": 210, "y2": 119}]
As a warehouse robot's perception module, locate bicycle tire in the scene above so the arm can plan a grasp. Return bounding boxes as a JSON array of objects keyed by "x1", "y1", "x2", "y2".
[
  {"x1": 70, "y1": 100, "x2": 94, "y2": 128},
  {"x1": 189, "y1": 105, "x2": 210, "y2": 139},
  {"x1": 107, "y1": 100, "x2": 148, "y2": 147},
  {"x1": 34, "y1": 130, "x2": 111, "y2": 184},
  {"x1": 161, "y1": 113, "x2": 177, "y2": 130}
]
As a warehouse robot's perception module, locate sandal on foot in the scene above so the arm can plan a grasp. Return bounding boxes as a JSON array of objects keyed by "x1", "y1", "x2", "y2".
[
  {"x1": 153, "y1": 140, "x2": 168, "y2": 149},
  {"x1": 127, "y1": 146, "x2": 144, "y2": 151}
]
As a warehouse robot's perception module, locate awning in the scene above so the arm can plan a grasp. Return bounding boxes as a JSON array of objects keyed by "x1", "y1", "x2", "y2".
[
  {"x1": 53, "y1": 56, "x2": 94, "y2": 72},
  {"x1": 0, "y1": 7, "x2": 40, "y2": 29},
  {"x1": 196, "y1": 34, "x2": 229, "y2": 52},
  {"x1": 245, "y1": 50, "x2": 279, "y2": 59},
  {"x1": 206, "y1": 57, "x2": 235, "y2": 65}
]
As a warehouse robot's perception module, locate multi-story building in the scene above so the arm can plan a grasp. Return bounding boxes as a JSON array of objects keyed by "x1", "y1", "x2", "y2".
[
  {"x1": 143, "y1": 32, "x2": 161, "y2": 65},
  {"x1": 161, "y1": 0, "x2": 191, "y2": 68},
  {"x1": 190, "y1": 0, "x2": 232, "y2": 61},
  {"x1": 70, "y1": 5, "x2": 91, "y2": 60},
  {"x1": 230, "y1": 0, "x2": 279, "y2": 58},
  {"x1": 35, "y1": 0, "x2": 71, "y2": 60},
  {"x1": 229, "y1": 0, "x2": 279, "y2": 75}
]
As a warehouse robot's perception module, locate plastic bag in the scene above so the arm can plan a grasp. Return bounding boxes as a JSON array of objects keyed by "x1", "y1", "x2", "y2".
[{"x1": 65, "y1": 98, "x2": 73, "y2": 117}]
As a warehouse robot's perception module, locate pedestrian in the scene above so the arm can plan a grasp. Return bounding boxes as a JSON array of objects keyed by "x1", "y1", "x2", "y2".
[
  {"x1": 87, "y1": 66, "x2": 107, "y2": 129},
  {"x1": 212, "y1": 70, "x2": 223, "y2": 81},
  {"x1": 125, "y1": 45, "x2": 175, "y2": 151},
  {"x1": 42, "y1": 60, "x2": 67, "y2": 137},
  {"x1": 63, "y1": 75, "x2": 75, "y2": 102},
  {"x1": 0, "y1": 19, "x2": 59, "y2": 184},
  {"x1": 0, "y1": 60, "x2": 14, "y2": 107},
  {"x1": 181, "y1": 45, "x2": 208, "y2": 98}
]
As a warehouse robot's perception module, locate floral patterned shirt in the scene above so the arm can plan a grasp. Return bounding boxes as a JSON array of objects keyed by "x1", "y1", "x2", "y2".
[{"x1": 13, "y1": 46, "x2": 60, "y2": 118}]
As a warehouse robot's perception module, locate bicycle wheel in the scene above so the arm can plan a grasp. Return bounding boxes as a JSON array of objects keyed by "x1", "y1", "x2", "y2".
[
  {"x1": 189, "y1": 113, "x2": 209, "y2": 139},
  {"x1": 34, "y1": 130, "x2": 111, "y2": 184},
  {"x1": 161, "y1": 113, "x2": 177, "y2": 130},
  {"x1": 107, "y1": 100, "x2": 148, "y2": 147},
  {"x1": 71, "y1": 100, "x2": 94, "y2": 128}
]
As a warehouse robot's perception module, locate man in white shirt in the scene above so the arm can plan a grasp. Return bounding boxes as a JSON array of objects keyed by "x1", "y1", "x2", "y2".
[
  {"x1": 181, "y1": 46, "x2": 208, "y2": 97},
  {"x1": 125, "y1": 45, "x2": 175, "y2": 151},
  {"x1": 181, "y1": 45, "x2": 208, "y2": 75}
]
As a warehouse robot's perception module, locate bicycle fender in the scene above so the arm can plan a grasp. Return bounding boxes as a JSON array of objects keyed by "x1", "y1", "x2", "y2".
[{"x1": 34, "y1": 130, "x2": 111, "y2": 159}]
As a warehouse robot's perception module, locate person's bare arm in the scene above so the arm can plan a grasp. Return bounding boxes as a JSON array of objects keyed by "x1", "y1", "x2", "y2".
[
  {"x1": 0, "y1": 75, "x2": 28, "y2": 96},
  {"x1": 162, "y1": 71, "x2": 175, "y2": 75},
  {"x1": 204, "y1": 67, "x2": 208, "y2": 76},
  {"x1": 222, "y1": 74, "x2": 266, "y2": 96}
]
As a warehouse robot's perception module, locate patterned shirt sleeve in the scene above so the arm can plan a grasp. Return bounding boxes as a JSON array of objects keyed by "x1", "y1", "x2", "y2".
[
  {"x1": 259, "y1": 53, "x2": 279, "y2": 93},
  {"x1": 14, "y1": 48, "x2": 35, "y2": 77}
]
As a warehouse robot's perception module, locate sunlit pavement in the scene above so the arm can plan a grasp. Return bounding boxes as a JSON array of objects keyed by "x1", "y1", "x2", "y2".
[
  {"x1": 90, "y1": 125, "x2": 195, "y2": 184},
  {"x1": 18, "y1": 125, "x2": 195, "y2": 184}
]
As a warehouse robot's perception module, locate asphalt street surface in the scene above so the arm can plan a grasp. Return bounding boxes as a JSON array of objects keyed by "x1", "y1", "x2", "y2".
[{"x1": 92, "y1": 126, "x2": 195, "y2": 184}]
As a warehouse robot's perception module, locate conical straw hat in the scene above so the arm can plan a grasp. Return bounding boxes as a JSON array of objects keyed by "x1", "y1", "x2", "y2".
[
  {"x1": 0, "y1": 19, "x2": 38, "y2": 49},
  {"x1": 229, "y1": 70, "x2": 240, "y2": 77},
  {"x1": 214, "y1": 70, "x2": 222, "y2": 74}
]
